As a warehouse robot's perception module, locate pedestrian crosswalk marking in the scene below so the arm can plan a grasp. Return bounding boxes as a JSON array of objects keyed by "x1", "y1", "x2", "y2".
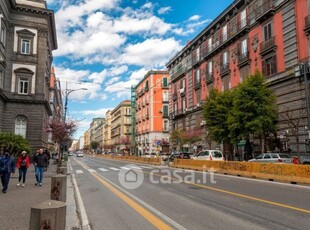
[
  {"x1": 98, "y1": 168, "x2": 109, "y2": 172},
  {"x1": 88, "y1": 169, "x2": 96, "y2": 173},
  {"x1": 109, "y1": 167, "x2": 120, "y2": 171},
  {"x1": 76, "y1": 170, "x2": 84, "y2": 174}
]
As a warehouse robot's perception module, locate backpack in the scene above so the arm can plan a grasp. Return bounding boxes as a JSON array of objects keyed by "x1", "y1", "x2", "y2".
[{"x1": 20, "y1": 159, "x2": 26, "y2": 167}]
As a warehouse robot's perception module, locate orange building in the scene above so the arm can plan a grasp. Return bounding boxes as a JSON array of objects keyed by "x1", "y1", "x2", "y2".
[
  {"x1": 167, "y1": 0, "x2": 310, "y2": 156},
  {"x1": 135, "y1": 70, "x2": 170, "y2": 155}
]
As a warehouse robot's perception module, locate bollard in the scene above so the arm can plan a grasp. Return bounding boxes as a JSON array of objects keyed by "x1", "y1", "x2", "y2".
[
  {"x1": 51, "y1": 174, "x2": 67, "y2": 202},
  {"x1": 29, "y1": 200, "x2": 66, "y2": 230},
  {"x1": 57, "y1": 166, "x2": 67, "y2": 175}
]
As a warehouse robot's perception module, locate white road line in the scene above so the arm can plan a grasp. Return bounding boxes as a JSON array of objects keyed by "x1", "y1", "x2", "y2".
[
  {"x1": 140, "y1": 166, "x2": 153, "y2": 169},
  {"x1": 128, "y1": 166, "x2": 142, "y2": 169},
  {"x1": 98, "y1": 168, "x2": 109, "y2": 172},
  {"x1": 109, "y1": 167, "x2": 120, "y2": 171},
  {"x1": 76, "y1": 170, "x2": 84, "y2": 174},
  {"x1": 120, "y1": 167, "x2": 131, "y2": 170},
  {"x1": 88, "y1": 169, "x2": 96, "y2": 173}
]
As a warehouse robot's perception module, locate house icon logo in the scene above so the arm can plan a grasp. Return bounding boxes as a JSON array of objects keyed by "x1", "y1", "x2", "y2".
[{"x1": 118, "y1": 164, "x2": 144, "y2": 189}]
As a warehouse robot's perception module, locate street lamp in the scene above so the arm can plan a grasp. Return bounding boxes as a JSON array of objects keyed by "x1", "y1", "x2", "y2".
[{"x1": 63, "y1": 82, "x2": 87, "y2": 121}]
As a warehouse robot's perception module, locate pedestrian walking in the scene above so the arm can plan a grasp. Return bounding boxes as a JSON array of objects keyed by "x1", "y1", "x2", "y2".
[
  {"x1": 16, "y1": 151, "x2": 30, "y2": 187},
  {"x1": 0, "y1": 151, "x2": 16, "y2": 193},
  {"x1": 33, "y1": 148, "x2": 48, "y2": 186}
]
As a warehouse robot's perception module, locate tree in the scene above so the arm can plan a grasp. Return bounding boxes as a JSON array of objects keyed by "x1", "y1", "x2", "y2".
[
  {"x1": 203, "y1": 88, "x2": 235, "y2": 159},
  {"x1": 90, "y1": 141, "x2": 99, "y2": 150},
  {"x1": 229, "y1": 72, "x2": 277, "y2": 153},
  {"x1": 0, "y1": 132, "x2": 31, "y2": 156}
]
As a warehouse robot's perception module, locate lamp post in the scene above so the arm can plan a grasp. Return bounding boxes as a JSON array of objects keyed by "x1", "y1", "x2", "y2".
[{"x1": 63, "y1": 82, "x2": 87, "y2": 121}]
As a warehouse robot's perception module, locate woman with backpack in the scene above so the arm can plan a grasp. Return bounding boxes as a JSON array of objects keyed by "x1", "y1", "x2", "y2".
[{"x1": 16, "y1": 151, "x2": 30, "y2": 187}]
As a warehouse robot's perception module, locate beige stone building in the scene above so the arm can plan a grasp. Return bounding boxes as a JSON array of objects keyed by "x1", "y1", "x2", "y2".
[
  {"x1": 104, "y1": 110, "x2": 112, "y2": 151},
  {"x1": 111, "y1": 100, "x2": 132, "y2": 153}
]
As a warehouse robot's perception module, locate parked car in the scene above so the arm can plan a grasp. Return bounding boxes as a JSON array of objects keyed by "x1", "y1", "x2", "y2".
[
  {"x1": 299, "y1": 156, "x2": 310, "y2": 164},
  {"x1": 68, "y1": 152, "x2": 73, "y2": 156},
  {"x1": 192, "y1": 150, "x2": 224, "y2": 161},
  {"x1": 76, "y1": 151, "x2": 84, "y2": 157},
  {"x1": 248, "y1": 153, "x2": 291, "y2": 163},
  {"x1": 168, "y1": 152, "x2": 191, "y2": 162}
]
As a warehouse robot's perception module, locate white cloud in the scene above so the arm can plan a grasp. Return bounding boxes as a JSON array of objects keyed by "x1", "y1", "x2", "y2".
[
  {"x1": 158, "y1": 6, "x2": 171, "y2": 15},
  {"x1": 81, "y1": 108, "x2": 114, "y2": 117},
  {"x1": 173, "y1": 18, "x2": 212, "y2": 36},
  {"x1": 189, "y1": 15, "x2": 200, "y2": 21},
  {"x1": 120, "y1": 38, "x2": 182, "y2": 67},
  {"x1": 142, "y1": 2, "x2": 153, "y2": 9}
]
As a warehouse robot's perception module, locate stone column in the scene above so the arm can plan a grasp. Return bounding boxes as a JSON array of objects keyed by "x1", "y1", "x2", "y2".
[{"x1": 51, "y1": 174, "x2": 67, "y2": 202}]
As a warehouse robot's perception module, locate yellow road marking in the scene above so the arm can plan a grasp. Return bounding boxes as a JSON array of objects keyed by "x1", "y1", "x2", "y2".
[
  {"x1": 76, "y1": 158, "x2": 310, "y2": 214},
  {"x1": 76, "y1": 160, "x2": 172, "y2": 230}
]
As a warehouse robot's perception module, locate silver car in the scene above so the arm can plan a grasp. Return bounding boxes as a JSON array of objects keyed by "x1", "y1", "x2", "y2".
[{"x1": 248, "y1": 153, "x2": 292, "y2": 163}]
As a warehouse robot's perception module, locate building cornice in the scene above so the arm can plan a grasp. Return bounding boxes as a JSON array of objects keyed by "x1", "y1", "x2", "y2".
[{"x1": 135, "y1": 70, "x2": 169, "y2": 89}]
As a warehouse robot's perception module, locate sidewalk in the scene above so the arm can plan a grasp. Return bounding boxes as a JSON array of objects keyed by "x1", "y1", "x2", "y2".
[{"x1": 0, "y1": 160, "x2": 81, "y2": 230}]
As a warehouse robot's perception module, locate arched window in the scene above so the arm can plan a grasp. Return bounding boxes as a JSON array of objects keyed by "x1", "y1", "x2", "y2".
[{"x1": 15, "y1": 116, "x2": 27, "y2": 138}]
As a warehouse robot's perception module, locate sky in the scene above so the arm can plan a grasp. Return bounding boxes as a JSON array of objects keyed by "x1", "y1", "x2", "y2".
[{"x1": 46, "y1": 0, "x2": 234, "y2": 139}]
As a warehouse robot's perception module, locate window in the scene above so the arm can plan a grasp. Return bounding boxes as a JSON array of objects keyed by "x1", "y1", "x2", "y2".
[
  {"x1": 174, "y1": 103, "x2": 177, "y2": 113},
  {"x1": 0, "y1": 70, "x2": 3, "y2": 89},
  {"x1": 263, "y1": 22, "x2": 273, "y2": 41},
  {"x1": 163, "y1": 120, "x2": 169, "y2": 131},
  {"x1": 18, "y1": 78, "x2": 29, "y2": 94},
  {"x1": 241, "y1": 39, "x2": 247, "y2": 55},
  {"x1": 0, "y1": 23, "x2": 6, "y2": 47},
  {"x1": 223, "y1": 51, "x2": 228, "y2": 65},
  {"x1": 126, "y1": 117, "x2": 131, "y2": 124},
  {"x1": 21, "y1": 39, "x2": 30, "y2": 54},
  {"x1": 145, "y1": 80, "x2": 149, "y2": 90},
  {"x1": 195, "y1": 69, "x2": 200, "y2": 85},
  {"x1": 196, "y1": 47, "x2": 200, "y2": 61},
  {"x1": 208, "y1": 61, "x2": 213, "y2": 74},
  {"x1": 15, "y1": 116, "x2": 27, "y2": 138},
  {"x1": 208, "y1": 37, "x2": 212, "y2": 52},
  {"x1": 240, "y1": 9, "x2": 247, "y2": 28},
  {"x1": 182, "y1": 98, "x2": 186, "y2": 112},
  {"x1": 126, "y1": 108, "x2": 131, "y2": 115},
  {"x1": 180, "y1": 78, "x2": 186, "y2": 90},
  {"x1": 162, "y1": 77, "x2": 168, "y2": 87},
  {"x1": 163, "y1": 91, "x2": 169, "y2": 102},
  {"x1": 262, "y1": 55, "x2": 277, "y2": 76},
  {"x1": 222, "y1": 25, "x2": 227, "y2": 42},
  {"x1": 163, "y1": 105, "x2": 169, "y2": 117}
]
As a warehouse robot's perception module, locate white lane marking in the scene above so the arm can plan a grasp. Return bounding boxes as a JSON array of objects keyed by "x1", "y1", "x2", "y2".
[
  {"x1": 109, "y1": 167, "x2": 120, "y2": 171},
  {"x1": 128, "y1": 166, "x2": 142, "y2": 169},
  {"x1": 88, "y1": 169, "x2": 96, "y2": 173},
  {"x1": 76, "y1": 170, "x2": 84, "y2": 174},
  {"x1": 140, "y1": 166, "x2": 153, "y2": 169},
  {"x1": 121, "y1": 167, "x2": 131, "y2": 170},
  {"x1": 98, "y1": 168, "x2": 109, "y2": 172}
]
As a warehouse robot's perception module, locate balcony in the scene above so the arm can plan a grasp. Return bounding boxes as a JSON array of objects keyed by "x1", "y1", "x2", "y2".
[
  {"x1": 305, "y1": 15, "x2": 310, "y2": 35},
  {"x1": 238, "y1": 51, "x2": 250, "y2": 68},
  {"x1": 162, "y1": 98, "x2": 169, "y2": 103},
  {"x1": 205, "y1": 72, "x2": 213, "y2": 84},
  {"x1": 146, "y1": 113, "x2": 149, "y2": 120},
  {"x1": 162, "y1": 83, "x2": 169, "y2": 89},
  {"x1": 260, "y1": 37, "x2": 276, "y2": 55},
  {"x1": 248, "y1": 0, "x2": 275, "y2": 25},
  {"x1": 171, "y1": 65, "x2": 186, "y2": 81},
  {"x1": 220, "y1": 63, "x2": 230, "y2": 77},
  {"x1": 192, "y1": 53, "x2": 200, "y2": 67},
  {"x1": 179, "y1": 87, "x2": 186, "y2": 97}
]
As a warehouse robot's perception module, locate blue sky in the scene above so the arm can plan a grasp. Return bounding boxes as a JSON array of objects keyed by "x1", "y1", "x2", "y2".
[{"x1": 46, "y1": 0, "x2": 234, "y2": 138}]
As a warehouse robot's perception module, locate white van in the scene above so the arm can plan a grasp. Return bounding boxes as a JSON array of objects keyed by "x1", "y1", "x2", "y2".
[{"x1": 192, "y1": 150, "x2": 224, "y2": 161}]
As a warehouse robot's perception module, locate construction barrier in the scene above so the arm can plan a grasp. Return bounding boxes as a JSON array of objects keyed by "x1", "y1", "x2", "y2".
[
  {"x1": 97, "y1": 154, "x2": 161, "y2": 165},
  {"x1": 173, "y1": 159, "x2": 310, "y2": 184}
]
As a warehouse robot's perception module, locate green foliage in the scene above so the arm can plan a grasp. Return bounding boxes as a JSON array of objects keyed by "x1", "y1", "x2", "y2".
[
  {"x1": 203, "y1": 71, "x2": 278, "y2": 145},
  {"x1": 0, "y1": 132, "x2": 31, "y2": 156},
  {"x1": 203, "y1": 88, "x2": 234, "y2": 143},
  {"x1": 229, "y1": 72, "x2": 277, "y2": 141},
  {"x1": 90, "y1": 141, "x2": 99, "y2": 150}
]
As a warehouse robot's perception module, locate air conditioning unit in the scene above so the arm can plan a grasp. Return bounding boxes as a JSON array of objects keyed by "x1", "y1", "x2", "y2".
[
  {"x1": 197, "y1": 102, "x2": 201, "y2": 107},
  {"x1": 179, "y1": 88, "x2": 185, "y2": 94},
  {"x1": 159, "y1": 109, "x2": 163, "y2": 113},
  {"x1": 200, "y1": 120, "x2": 206, "y2": 126}
]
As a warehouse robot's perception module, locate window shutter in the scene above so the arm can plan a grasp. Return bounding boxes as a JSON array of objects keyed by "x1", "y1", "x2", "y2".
[
  {"x1": 163, "y1": 77, "x2": 167, "y2": 87},
  {"x1": 262, "y1": 59, "x2": 266, "y2": 76}
]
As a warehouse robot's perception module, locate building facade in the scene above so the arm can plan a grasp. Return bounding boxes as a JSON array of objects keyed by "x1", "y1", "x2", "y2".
[
  {"x1": 84, "y1": 129, "x2": 90, "y2": 150},
  {"x1": 89, "y1": 117, "x2": 105, "y2": 149},
  {"x1": 167, "y1": 0, "x2": 310, "y2": 156},
  {"x1": 0, "y1": 0, "x2": 57, "y2": 150},
  {"x1": 135, "y1": 70, "x2": 170, "y2": 155},
  {"x1": 104, "y1": 110, "x2": 112, "y2": 151},
  {"x1": 111, "y1": 100, "x2": 131, "y2": 153}
]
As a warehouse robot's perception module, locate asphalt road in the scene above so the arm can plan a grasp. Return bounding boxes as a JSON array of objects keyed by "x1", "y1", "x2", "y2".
[{"x1": 70, "y1": 155, "x2": 310, "y2": 230}]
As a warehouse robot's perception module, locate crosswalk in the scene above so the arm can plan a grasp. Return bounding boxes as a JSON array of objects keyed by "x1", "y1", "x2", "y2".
[{"x1": 75, "y1": 165, "x2": 156, "y2": 174}]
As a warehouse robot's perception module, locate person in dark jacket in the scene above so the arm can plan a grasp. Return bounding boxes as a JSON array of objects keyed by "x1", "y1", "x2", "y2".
[
  {"x1": 33, "y1": 148, "x2": 48, "y2": 186},
  {"x1": 0, "y1": 151, "x2": 16, "y2": 193},
  {"x1": 16, "y1": 151, "x2": 31, "y2": 187}
]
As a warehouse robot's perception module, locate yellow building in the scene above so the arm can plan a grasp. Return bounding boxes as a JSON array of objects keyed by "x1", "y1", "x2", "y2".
[
  {"x1": 111, "y1": 100, "x2": 132, "y2": 154},
  {"x1": 84, "y1": 129, "x2": 90, "y2": 151},
  {"x1": 104, "y1": 110, "x2": 112, "y2": 151}
]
